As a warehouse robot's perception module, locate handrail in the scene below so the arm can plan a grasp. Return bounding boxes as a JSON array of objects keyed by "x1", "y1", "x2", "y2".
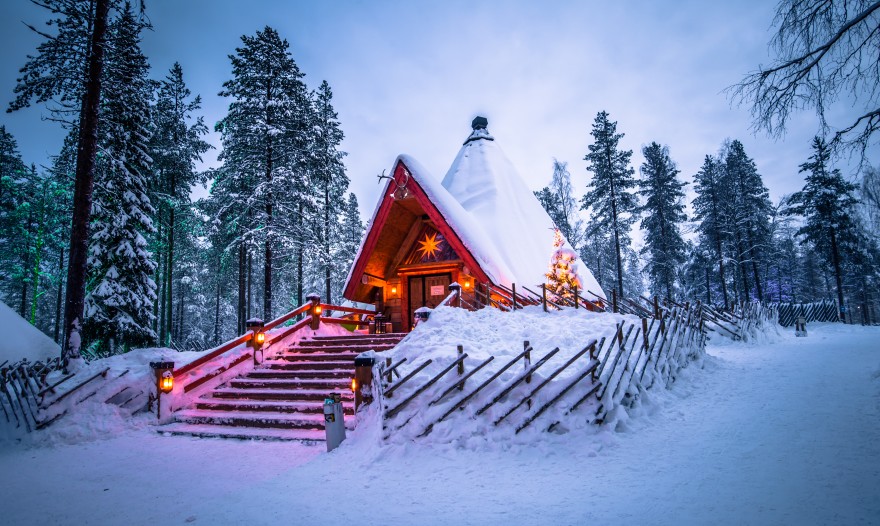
[
  {"x1": 263, "y1": 303, "x2": 311, "y2": 331},
  {"x1": 319, "y1": 304, "x2": 377, "y2": 317},
  {"x1": 173, "y1": 332, "x2": 252, "y2": 378}
]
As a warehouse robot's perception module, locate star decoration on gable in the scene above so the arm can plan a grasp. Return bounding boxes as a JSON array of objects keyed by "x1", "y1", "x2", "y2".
[{"x1": 417, "y1": 232, "x2": 442, "y2": 258}]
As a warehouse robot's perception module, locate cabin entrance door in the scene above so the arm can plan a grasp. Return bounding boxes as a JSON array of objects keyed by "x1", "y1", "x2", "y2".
[{"x1": 407, "y1": 273, "x2": 452, "y2": 328}]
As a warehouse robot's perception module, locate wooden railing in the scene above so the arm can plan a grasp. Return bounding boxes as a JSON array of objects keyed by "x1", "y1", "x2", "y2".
[{"x1": 158, "y1": 298, "x2": 377, "y2": 421}]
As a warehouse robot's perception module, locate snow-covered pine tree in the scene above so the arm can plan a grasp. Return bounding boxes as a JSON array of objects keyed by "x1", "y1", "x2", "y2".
[
  {"x1": 309, "y1": 80, "x2": 349, "y2": 305},
  {"x1": 150, "y1": 62, "x2": 211, "y2": 345},
  {"x1": 692, "y1": 155, "x2": 731, "y2": 307},
  {"x1": 581, "y1": 111, "x2": 638, "y2": 299},
  {"x1": 535, "y1": 159, "x2": 584, "y2": 250},
  {"x1": 9, "y1": 0, "x2": 121, "y2": 360},
  {"x1": 785, "y1": 137, "x2": 862, "y2": 321},
  {"x1": 216, "y1": 26, "x2": 311, "y2": 321},
  {"x1": 723, "y1": 139, "x2": 772, "y2": 302},
  {"x1": 545, "y1": 228, "x2": 583, "y2": 299},
  {"x1": 333, "y1": 193, "x2": 364, "y2": 298},
  {"x1": 637, "y1": 142, "x2": 687, "y2": 301},
  {"x1": 83, "y1": 5, "x2": 156, "y2": 356},
  {"x1": 0, "y1": 127, "x2": 28, "y2": 307}
]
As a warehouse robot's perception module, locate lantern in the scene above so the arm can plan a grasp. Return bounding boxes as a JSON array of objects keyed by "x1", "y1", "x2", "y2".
[
  {"x1": 464, "y1": 281, "x2": 471, "y2": 289},
  {"x1": 160, "y1": 370, "x2": 173, "y2": 393},
  {"x1": 255, "y1": 331, "x2": 266, "y2": 345},
  {"x1": 391, "y1": 286, "x2": 397, "y2": 295},
  {"x1": 315, "y1": 304, "x2": 323, "y2": 315},
  {"x1": 351, "y1": 377, "x2": 358, "y2": 393}
]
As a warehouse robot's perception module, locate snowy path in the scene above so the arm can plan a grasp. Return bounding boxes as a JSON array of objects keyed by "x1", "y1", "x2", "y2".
[{"x1": 1, "y1": 323, "x2": 878, "y2": 525}]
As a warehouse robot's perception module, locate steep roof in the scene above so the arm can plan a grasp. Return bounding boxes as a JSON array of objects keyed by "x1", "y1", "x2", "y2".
[
  {"x1": 440, "y1": 120, "x2": 605, "y2": 299},
  {"x1": 343, "y1": 119, "x2": 606, "y2": 302}
]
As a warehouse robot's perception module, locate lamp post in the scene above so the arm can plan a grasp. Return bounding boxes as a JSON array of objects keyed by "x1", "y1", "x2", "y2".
[
  {"x1": 246, "y1": 318, "x2": 265, "y2": 365},
  {"x1": 149, "y1": 361, "x2": 174, "y2": 422},
  {"x1": 306, "y1": 293, "x2": 322, "y2": 330}
]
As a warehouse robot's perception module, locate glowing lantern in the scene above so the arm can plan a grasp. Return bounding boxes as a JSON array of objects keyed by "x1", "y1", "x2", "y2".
[
  {"x1": 351, "y1": 377, "x2": 358, "y2": 392},
  {"x1": 255, "y1": 331, "x2": 266, "y2": 345},
  {"x1": 391, "y1": 286, "x2": 397, "y2": 295},
  {"x1": 315, "y1": 304, "x2": 323, "y2": 315},
  {"x1": 464, "y1": 281, "x2": 471, "y2": 289},
  {"x1": 160, "y1": 371, "x2": 174, "y2": 393}
]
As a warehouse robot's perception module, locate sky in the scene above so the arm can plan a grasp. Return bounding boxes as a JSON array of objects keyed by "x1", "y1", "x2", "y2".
[{"x1": 0, "y1": 0, "x2": 874, "y2": 228}]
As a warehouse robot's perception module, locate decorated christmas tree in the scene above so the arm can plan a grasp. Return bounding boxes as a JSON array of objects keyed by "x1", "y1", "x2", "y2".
[{"x1": 545, "y1": 228, "x2": 583, "y2": 299}]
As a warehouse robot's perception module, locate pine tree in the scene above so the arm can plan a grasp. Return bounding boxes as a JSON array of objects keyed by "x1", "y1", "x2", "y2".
[
  {"x1": 150, "y1": 62, "x2": 211, "y2": 345},
  {"x1": 692, "y1": 155, "x2": 731, "y2": 307},
  {"x1": 334, "y1": 192, "x2": 364, "y2": 298},
  {"x1": 637, "y1": 142, "x2": 687, "y2": 300},
  {"x1": 724, "y1": 140, "x2": 772, "y2": 302},
  {"x1": 535, "y1": 159, "x2": 583, "y2": 250},
  {"x1": 83, "y1": 5, "x2": 156, "y2": 355},
  {"x1": 216, "y1": 26, "x2": 311, "y2": 321},
  {"x1": 9, "y1": 0, "x2": 117, "y2": 360},
  {"x1": 545, "y1": 228, "x2": 583, "y2": 299},
  {"x1": 785, "y1": 137, "x2": 861, "y2": 320},
  {"x1": 581, "y1": 111, "x2": 638, "y2": 299},
  {"x1": 309, "y1": 80, "x2": 349, "y2": 305}
]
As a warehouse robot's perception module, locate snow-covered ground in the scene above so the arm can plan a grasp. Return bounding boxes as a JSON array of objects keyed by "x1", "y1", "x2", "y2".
[{"x1": 0, "y1": 322, "x2": 878, "y2": 525}]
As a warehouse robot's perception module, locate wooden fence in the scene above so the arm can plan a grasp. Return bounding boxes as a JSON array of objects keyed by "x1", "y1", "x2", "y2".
[
  {"x1": 772, "y1": 300, "x2": 839, "y2": 327},
  {"x1": 374, "y1": 301, "x2": 708, "y2": 442},
  {"x1": 0, "y1": 358, "x2": 141, "y2": 433}
]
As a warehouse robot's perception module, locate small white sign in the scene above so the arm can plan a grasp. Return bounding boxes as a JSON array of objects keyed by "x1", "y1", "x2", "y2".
[{"x1": 430, "y1": 285, "x2": 445, "y2": 296}]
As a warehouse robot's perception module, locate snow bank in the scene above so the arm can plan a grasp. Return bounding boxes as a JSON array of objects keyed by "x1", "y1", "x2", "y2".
[
  {"x1": 0, "y1": 300, "x2": 59, "y2": 365},
  {"x1": 362, "y1": 305, "x2": 703, "y2": 448}
]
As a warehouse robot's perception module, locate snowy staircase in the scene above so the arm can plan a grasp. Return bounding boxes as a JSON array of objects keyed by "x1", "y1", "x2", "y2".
[{"x1": 159, "y1": 333, "x2": 406, "y2": 441}]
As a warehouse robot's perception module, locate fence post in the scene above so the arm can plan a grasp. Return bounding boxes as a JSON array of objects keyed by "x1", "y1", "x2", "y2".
[
  {"x1": 542, "y1": 284, "x2": 547, "y2": 312},
  {"x1": 524, "y1": 341, "x2": 531, "y2": 384},
  {"x1": 150, "y1": 361, "x2": 175, "y2": 424},
  {"x1": 642, "y1": 317, "x2": 648, "y2": 351},
  {"x1": 457, "y1": 345, "x2": 465, "y2": 390},
  {"x1": 307, "y1": 293, "x2": 321, "y2": 330},
  {"x1": 512, "y1": 283, "x2": 517, "y2": 311},
  {"x1": 449, "y1": 282, "x2": 462, "y2": 309},
  {"x1": 353, "y1": 355, "x2": 375, "y2": 411},
  {"x1": 574, "y1": 285, "x2": 579, "y2": 309},
  {"x1": 654, "y1": 296, "x2": 660, "y2": 319},
  {"x1": 385, "y1": 357, "x2": 392, "y2": 383}
]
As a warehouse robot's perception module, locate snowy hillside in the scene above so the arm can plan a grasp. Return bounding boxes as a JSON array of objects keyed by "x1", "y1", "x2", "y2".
[
  {"x1": 1, "y1": 321, "x2": 877, "y2": 525},
  {"x1": 0, "y1": 300, "x2": 59, "y2": 365}
]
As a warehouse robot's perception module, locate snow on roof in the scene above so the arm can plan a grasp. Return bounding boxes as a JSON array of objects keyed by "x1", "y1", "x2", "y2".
[
  {"x1": 0, "y1": 300, "x2": 59, "y2": 364},
  {"x1": 345, "y1": 119, "x2": 606, "y2": 302},
  {"x1": 440, "y1": 121, "x2": 605, "y2": 299}
]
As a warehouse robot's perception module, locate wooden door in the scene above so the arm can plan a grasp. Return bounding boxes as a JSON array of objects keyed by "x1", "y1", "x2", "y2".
[{"x1": 407, "y1": 273, "x2": 451, "y2": 327}]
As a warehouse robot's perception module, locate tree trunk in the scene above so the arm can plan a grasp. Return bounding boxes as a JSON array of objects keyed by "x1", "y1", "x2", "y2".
[
  {"x1": 154, "y1": 209, "x2": 163, "y2": 342},
  {"x1": 264, "y1": 83, "x2": 274, "y2": 321},
  {"x1": 829, "y1": 228, "x2": 846, "y2": 322},
  {"x1": 324, "y1": 185, "x2": 331, "y2": 304},
  {"x1": 54, "y1": 247, "x2": 64, "y2": 343},
  {"x1": 705, "y1": 265, "x2": 711, "y2": 305},
  {"x1": 166, "y1": 205, "x2": 175, "y2": 343},
  {"x1": 213, "y1": 253, "x2": 221, "y2": 343},
  {"x1": 734, "y1": 230, "x2": 751, "y2": 301},
  {"x1": 62, "y1": 0, "x2": 110, "y2": 361},
  {"x1": 247, "y1": 251, "x2": 252, "y2": 320},
  {"x1": 237, "y1": 242, "x2": 245, "y2": 335}
]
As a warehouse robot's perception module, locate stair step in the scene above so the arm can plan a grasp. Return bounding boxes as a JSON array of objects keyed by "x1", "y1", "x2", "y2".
[
  {"x1": 294, "y1": 343, "x2": 398, "y2": 352},
  {"x1": 308, "y1": 333, "x2": 406, "y2": 342},
  {"x1": 263, "y1": 361, "x2": 355, "y2": 371},
  {"x1": 212, "y1": 387, "x2": 355, "y2": 401},
  {"x1": 230, "y1": 378, "x2": 351, "y2": 390},
  {"x1": 194, "y1": 397, "x2": 354, "y2": 414},
  {"x1": 275, "y1": 353, "x2": 358, "y2": 362},
  {"x1": 248, "y1": 369, "x2": 352, "y2": 379},
  {"x1": 158, "y1": 422, "x2": 326, "y2": 442},
  {"x1": 174, "y1": 409, "x2": 349, "y2": 430}
]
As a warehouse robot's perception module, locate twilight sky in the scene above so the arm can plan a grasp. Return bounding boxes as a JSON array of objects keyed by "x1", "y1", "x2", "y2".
[{"x1": 0, "y1": 1, "x2": 874, "y2": 226}]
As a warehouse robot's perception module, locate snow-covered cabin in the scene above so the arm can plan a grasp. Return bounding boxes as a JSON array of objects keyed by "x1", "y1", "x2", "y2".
[{"x1": 343, "y1": 117, "x2": 604, "y2": 331}]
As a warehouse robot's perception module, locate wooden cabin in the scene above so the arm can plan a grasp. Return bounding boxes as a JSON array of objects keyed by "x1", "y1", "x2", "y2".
[{"x1": 342, "y1": 117, "x2": 604, "y2": 332}]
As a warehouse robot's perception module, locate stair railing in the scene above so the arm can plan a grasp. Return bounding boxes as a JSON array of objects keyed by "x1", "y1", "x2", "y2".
[{"x1": 155, "y1": 296, "x2": 376, "y2": 422}]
